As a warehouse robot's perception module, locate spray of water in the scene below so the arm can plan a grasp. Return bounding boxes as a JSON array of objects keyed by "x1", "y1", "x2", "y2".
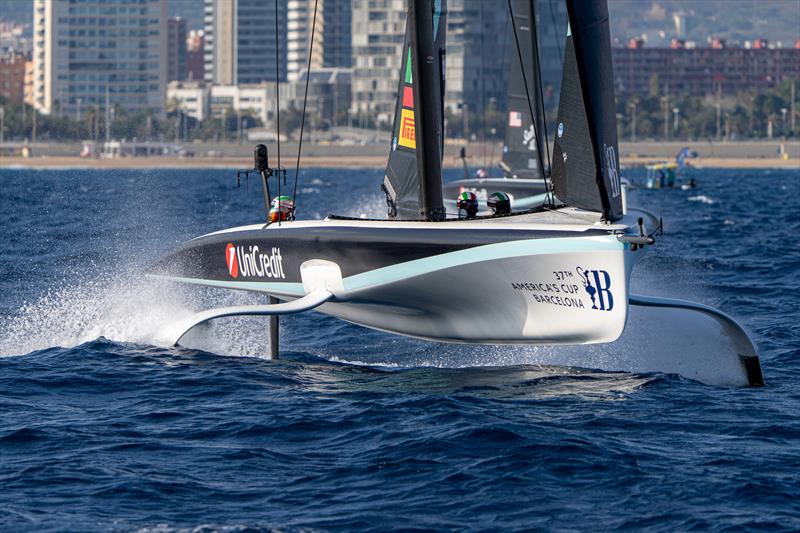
[{"x1": 0, "y1": 270, "x2": 272, "y2": 358}]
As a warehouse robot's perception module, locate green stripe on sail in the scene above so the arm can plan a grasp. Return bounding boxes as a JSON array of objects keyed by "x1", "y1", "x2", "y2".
[{"x1": 404, "y1": 47, "x2": 412, "y2": 84}]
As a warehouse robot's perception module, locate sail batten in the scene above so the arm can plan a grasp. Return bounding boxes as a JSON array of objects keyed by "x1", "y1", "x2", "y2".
[{"x1": 551, "y1": 0, "x2": 623, "y2": 221}]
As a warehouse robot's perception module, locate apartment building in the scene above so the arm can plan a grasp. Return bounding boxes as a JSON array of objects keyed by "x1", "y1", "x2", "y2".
[
  {"x1": 203, "y1": 0, "x2": 288, "y2": 85},
  {"x1": 32, "y1": 0, "x2": 168, "y2": 116},
  {"x1": 613, "y1": 40, "x2": 800, "y2": 97}
]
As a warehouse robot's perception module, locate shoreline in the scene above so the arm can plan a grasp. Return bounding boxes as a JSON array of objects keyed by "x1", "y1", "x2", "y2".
[
  {"x1": 2, "y1": 140, "x2": 798, "y2": 170},
  {"x1": 1, "y1": 154, "x2": 797, "y2": 170}
]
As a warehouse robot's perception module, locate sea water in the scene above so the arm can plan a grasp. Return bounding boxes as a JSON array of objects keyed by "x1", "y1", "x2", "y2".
[{"x1": 0, "y1": 166, "x2": 798, "y2": 531}]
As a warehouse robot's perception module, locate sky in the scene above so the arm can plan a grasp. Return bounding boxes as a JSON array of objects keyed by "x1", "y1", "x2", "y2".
[{"x1": 1, "y1": 0, "x2": 798, "y2": 44}]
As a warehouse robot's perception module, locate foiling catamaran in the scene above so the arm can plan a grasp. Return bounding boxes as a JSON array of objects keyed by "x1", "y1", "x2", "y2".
[{"x1": 150, "y1": 0, "x2": 763, "y2": 386}]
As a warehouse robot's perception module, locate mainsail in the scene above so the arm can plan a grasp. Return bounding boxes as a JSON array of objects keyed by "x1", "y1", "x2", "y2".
[
  {"x1": 551, "y1": 0, "x2": 623, "y2": 221},
  {"x1": 501, "y1": 0, "x2": 546, "y2": 180},
  {"x1": 383, "y1": 0, "x2": 447, "y2": 220}
]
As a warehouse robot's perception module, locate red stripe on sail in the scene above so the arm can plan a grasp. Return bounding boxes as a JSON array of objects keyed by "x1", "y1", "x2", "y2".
[{"x1": 402, "y1": 85, "x2": 414, "y2": 108}]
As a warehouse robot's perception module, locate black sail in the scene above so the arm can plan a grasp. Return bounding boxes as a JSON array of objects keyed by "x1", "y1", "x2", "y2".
[
  {"x1": 382, "y1": 22, "x2": 419, "y2": 219},
  {"x1": 383, "y1": 0, "x2": 447, "y2": 220},
  {"x1": 551, "y1": 0, "x2": 623, "y2": 221},
  {"x1": 501, "y1": 0, "x2": 545, "y2": 180}
]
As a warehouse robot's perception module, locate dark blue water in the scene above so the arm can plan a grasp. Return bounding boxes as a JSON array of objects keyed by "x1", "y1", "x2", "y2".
[{"x1": 1, "y1": 165, "x2": 799, "y2": 531}]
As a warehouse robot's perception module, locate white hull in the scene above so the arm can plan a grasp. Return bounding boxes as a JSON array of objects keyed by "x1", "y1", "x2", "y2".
[
  {"x1": 152, "y1": 210, "x2": 763, "y2": 386},
  {"x1": 265, "y1": 235, "x2": 636, "y2": 345}
]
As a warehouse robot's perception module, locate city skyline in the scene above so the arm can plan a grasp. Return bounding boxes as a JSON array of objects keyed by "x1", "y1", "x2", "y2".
[
  {"x1": 4, "y1": 0, "x2": 800, "y2": 42},
  {"x1": 0, "y1": 0, "x2": 797, "y2": 143}
]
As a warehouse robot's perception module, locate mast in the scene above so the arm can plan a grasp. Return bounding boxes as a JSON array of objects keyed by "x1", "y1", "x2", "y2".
[
  {"x1": 550, "y1": 0, "x2": 623, "y2": 221},
  {"x1": 409, "y1": 0, "x2": 445, "y2": 221},
  {"x1": 565, "y1": 0, "x2": 622, "y2": 221}
]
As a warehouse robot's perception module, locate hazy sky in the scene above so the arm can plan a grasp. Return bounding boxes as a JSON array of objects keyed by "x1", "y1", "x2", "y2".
[{"x1": 2, "y1": 0, "x2": 798, "y2": 43}]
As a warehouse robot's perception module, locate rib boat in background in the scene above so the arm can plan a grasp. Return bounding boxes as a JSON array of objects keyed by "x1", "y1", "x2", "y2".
[
  {"x1": 149, "y1": 0, "x2": 763, "y2": 387},
  {"x1": 645, "y1": 147, "x2": 699, "y2": 189}
]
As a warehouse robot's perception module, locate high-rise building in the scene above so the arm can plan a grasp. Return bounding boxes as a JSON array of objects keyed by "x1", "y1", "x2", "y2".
[
  {"x1": 350, "y1": 0, "x2": 406, "y2": 123},
  {"x1": 444, "y1": 0, "x2": 508, "y2": 115},
  {"x1": 32, "y1": 0, "x2": 168, "y2": 117},
  {"x1": 349, "y1": 0, "x2": 566, "y2": 125},
  {"x1": 320, "y1": 0, "x2": 352, "y2": 69},
  {"x1": 446, "y1": 0, "x2": 568, "y2": 114},
  {"x1": 286, "y1": 0, "x2": 351, "y2": 82},
  {"x1": 203, "y1": 0, "x2": 287, "y2": 85},
  {"x1": 167, "y1": 17, "x2": 188, "y2": 82},
  {"x1": 24, "y1": 58, "x2": 35, "y2": 107},
  {"x1": 287, "y1": 0, "x2": 321, "y2": 81}
]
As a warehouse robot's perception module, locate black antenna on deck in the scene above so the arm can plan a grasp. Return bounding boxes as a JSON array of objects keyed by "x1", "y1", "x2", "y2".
[
  {"x1": 255, "y1": 144, "x2": 272, "y2": 217},
  {"x1": 234, "y1": 143, "x2": 286, "y2": 223}
]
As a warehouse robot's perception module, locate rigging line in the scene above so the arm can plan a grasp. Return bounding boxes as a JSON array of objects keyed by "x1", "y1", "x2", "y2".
[
  {"x1": 292, "y1": 0, "x2": 320, "y2": 215},
  {"x1": 274, "y1": 0, "x2": 281, "y2": 173},
  {"x1": 529, "y1": 0, "x2": 552, "y2": 193},
  {"x1": 480, "y1": 0, "x2": 487, "y2": 172},
  {"x1": 274, "y1": 0, "x2": 282, "y2": 224},
  {"x1": 490, "y1": 5, "x2": 512, "y2": 171},
  {"x1": 507, "y1": 0, "x2": 546, "y2": 196}
]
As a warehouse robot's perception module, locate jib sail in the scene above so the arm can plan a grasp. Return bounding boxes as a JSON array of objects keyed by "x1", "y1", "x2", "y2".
[
  {"x1": 551, "y1": 0, "x2": 623, "y2": 221},
  {"x1": 501, "y1": 0, "x2": 546, "y2": 180},
  {"x1": 383, "y1": 0, "x2": 447, "y2": 220}
]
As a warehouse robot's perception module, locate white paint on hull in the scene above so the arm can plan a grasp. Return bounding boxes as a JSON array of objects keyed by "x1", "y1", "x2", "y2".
[{"x1": 320, "y1": 239, "x2": 632, "y2": 344}]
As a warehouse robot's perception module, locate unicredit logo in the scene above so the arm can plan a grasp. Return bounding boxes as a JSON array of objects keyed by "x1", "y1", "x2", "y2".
[
  {"x1": 225, "y1": 243, "x2": 285, "y2": 280},
  {"x1": 226, "y1": 243, "x2": 239, "y2": 278}
]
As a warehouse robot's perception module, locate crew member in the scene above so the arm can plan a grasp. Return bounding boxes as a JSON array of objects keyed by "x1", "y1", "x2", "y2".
[
  {"x1": 456, "y1": 191, "x2": 479, "y2": 219},
  {"x1": 269, "y1": 195, "x2": 295, "y2": 222},
  {"x1": 487, "y1": 191, "x2": 511, "y2": 216}
]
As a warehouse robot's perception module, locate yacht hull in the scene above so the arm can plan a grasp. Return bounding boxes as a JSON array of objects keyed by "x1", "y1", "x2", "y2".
[
  {"x1": 150, "y1": 217, "x2": 638, "y2": 345},
  {"x1": 317, "y1": 239, "x2": 633, "y2": 344}
]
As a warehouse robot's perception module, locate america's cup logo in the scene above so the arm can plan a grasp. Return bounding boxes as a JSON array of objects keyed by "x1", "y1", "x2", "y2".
[
  {"x1": 576, "y1": 267, "x2": 614, "y2": 311},
  {"x1": 226, "y1": 243, "x2": 239, "y2": 278}
]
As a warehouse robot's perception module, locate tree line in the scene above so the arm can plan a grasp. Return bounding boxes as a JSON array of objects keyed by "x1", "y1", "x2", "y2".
[{"x1": 1, "y1": 79, "x2": 796, "y2": 144}]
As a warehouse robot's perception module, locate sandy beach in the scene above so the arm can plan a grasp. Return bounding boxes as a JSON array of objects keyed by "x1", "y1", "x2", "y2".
[{"x1": 1, "y1": 140, "x2": 798, "y2": 170}]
